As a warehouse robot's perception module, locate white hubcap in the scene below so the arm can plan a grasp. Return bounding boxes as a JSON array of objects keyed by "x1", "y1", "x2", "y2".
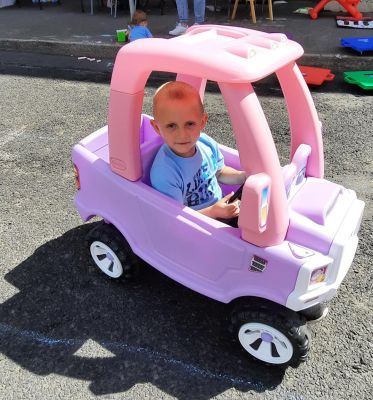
[
  {"x1": 90, "y1": 241, "x2": 123, "y2": 278},
  {"x1": 238, "y1": 322, "x2": 293, "y2": 364}
]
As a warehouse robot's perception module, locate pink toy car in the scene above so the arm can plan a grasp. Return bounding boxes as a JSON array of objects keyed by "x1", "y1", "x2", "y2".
[{"x1": 72, "y1": 25, "x2": 365, "y2": 367}]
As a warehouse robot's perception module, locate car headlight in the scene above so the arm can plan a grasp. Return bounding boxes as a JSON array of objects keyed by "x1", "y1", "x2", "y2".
[
  {"x1": 310, "y1": 266, "x2": 328, "y2": 285},
  {"x1": 73, "y1": 164, "x2": 81, "y2": 190}
]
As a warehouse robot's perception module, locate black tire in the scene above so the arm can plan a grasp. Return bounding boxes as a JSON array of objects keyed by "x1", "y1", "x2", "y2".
[
  {"x1": 229, "y1": 299, "x2": 310, "y2": 368},
  {"x1": 85, "y1": 221, "x2": 141, "y2": 282},
  {"x1": 299, "y1": 303, "x2": 329, "y2": 323}
]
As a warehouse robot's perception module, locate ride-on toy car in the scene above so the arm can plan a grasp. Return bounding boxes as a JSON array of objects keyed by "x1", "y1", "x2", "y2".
[{"x1": 72, "y1": 25, "x2": 365, "y2": 367}]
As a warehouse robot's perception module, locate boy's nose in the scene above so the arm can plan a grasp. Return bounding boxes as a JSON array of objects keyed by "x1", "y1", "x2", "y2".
[{"x1": 178, "y1": 129, "x2": 189, "y2": 139}]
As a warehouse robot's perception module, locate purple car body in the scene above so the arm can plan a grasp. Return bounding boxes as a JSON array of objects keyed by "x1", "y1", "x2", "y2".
[{"x1": 71, "y1": 25, "x2": 365, "y2": 367}]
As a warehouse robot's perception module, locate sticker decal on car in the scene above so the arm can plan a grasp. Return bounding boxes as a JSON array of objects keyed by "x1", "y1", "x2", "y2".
[{"x1": 250, "y1": 255, "x2": 268, "y2": 272}]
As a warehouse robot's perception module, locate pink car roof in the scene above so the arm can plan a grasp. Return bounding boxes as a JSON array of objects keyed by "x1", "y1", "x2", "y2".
[{"x1": 111, "y1": 25, "x2": 304, "y2": 93}]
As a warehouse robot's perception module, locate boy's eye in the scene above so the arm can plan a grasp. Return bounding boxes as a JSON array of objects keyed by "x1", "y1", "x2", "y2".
[
  {"x1": 166, "y1": 123, "x2": 176, "y2": 129},
  {"x1": 186, "y1": 121, "x2": 196, "y2": 127}
]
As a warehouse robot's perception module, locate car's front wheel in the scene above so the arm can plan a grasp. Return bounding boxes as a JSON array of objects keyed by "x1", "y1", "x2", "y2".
[
  {"x1": 86, "y1": 222, "x2": 141, "y2": 281},
  {"x1": 230, "y1": 300, "x2": 310, "y2": 367}
]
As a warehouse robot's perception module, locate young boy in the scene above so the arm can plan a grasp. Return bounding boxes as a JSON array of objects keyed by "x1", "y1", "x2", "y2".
[
  {"x1": 128, "y1": 10, "x2": 153, "y2": 42},
  {"x1": 150, "y1": 81, "x2": 246, "y2": 221}
]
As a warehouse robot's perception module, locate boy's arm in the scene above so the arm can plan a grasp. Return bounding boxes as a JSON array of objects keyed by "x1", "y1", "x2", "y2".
[
  {"x1": 216, "y1": 166, "x2": 246, "y2": 185},
  {"x1": 150, "y1": 161, "x2": 184, "y2": 204}
]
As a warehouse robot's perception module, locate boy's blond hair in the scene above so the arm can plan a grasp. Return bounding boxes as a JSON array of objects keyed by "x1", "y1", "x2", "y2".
[
  {"x1": 153, "y1": 81, "x2": 204, "y2": 118},
  {"x1": 131, "y1": 10, "x2": 148, "y2": 26}
]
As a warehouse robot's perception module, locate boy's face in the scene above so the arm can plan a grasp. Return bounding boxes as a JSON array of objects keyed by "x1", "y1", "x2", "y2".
[{"x1": 151, "y1": 95, "x2": 207, "y2": 158}]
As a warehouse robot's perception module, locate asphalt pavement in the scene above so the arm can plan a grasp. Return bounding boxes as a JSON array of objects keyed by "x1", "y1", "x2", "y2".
[
  {"x1": 0, "y1": 0, "x2": 372, "y2": 82},
  {"x1": 0, "y1": 2, "x2": 372, "y2": 398},
  {"x1": 0, "y1": 74, "x2": 372, "y2": 400}
]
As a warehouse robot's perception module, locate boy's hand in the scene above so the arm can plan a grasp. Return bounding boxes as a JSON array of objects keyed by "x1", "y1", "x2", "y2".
[{"x1": 209, "y1": 192, "x2": 240, "y2": 219}]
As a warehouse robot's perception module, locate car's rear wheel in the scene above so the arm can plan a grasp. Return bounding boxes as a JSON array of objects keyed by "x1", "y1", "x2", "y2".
[
  {"x1": 230, "y1": 300, "x2": 310, "y2": 367},
  {"x1": 86, "y1": 222, "x2": 141, "y2": 281}
]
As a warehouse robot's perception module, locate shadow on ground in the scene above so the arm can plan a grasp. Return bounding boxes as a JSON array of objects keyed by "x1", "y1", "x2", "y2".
[{"x1": 0, "y1": 222, "x2": 286, "y2": 398}]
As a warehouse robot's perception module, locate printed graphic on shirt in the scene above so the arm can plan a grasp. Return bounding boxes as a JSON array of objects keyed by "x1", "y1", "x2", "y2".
[{"x1": 185, "y1": 160, "x2": 218, "y2": 207}]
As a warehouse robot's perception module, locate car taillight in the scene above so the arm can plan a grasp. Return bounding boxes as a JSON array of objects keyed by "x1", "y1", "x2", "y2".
[
  {"x1": 310, "y1": 266, "x2": 328, "y2": 285},
  {"x1": 74, "y1": 165, "x2": 80, "y2": 190}
]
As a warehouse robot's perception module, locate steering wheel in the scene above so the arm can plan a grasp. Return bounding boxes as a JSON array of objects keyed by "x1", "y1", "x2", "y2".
[{"x1": 227, "y1": 183, "x2": 244, "y2": 204}]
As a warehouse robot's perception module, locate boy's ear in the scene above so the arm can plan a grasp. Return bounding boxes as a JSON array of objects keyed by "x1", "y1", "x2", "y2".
[
  {"x1": 201, "y1": 112, "x2": 208, "y2": 129},
  {"x1": 150, "y1": 118, "x2": 161, "y2": 135}
]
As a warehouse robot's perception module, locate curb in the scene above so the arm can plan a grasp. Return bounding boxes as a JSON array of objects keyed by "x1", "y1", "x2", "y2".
[
  {"x1": 0, "y1": 38, "x2": 371, "y2": 84},
  {"x1": 1, "y1": 38, "x2": 372, "y2": 72},
  {"x1": 299, "y1": 53, "x2": 373, "y2": 72},
  {"x1": 0, "y1": 38, "x2": 122, "y2": 58}
]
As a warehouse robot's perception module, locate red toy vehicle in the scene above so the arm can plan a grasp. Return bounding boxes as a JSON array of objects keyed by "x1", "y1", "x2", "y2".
[{"x1": 309, "y1": 0, "x2": 363, "y2": 20}]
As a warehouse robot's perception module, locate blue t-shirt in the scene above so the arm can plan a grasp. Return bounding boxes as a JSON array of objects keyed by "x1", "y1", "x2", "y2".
[
  {"x1": 129, "y1": 26, "x2": 153, "y2": 42},
  {"x1": 150, "y1": 133, "x2": 225, "y2": 210}
]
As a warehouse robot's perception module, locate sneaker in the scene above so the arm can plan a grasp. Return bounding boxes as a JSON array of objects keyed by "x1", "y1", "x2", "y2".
[
  {"x1": 169, "y1": 23, "x2": 188, "y2": 36},
  {"x1": 300, "y1": 303, "x2": 329, "y2": 324}
]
